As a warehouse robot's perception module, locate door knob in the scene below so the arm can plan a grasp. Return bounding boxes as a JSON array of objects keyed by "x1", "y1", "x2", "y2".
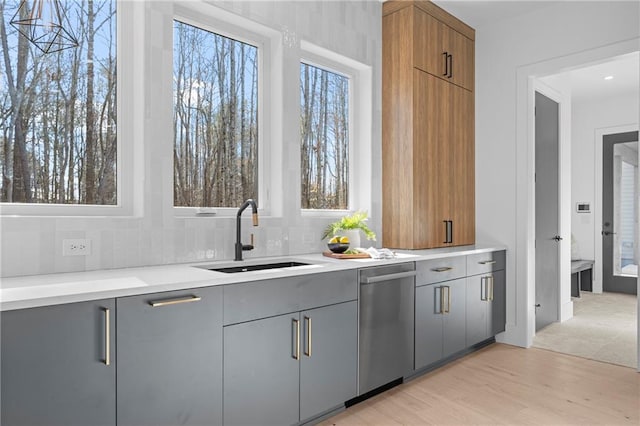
[
  {"x1": 552, "y1": 235, "x2": 563, "y2": 241},
  {"x1": 601, "y1": 231, "x2": 616, "y2": 236}
]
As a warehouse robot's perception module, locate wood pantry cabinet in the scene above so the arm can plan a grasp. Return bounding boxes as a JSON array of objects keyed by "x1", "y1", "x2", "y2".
[{"x1": 382, "y1": 0, "x2": 475, "y2": 249}]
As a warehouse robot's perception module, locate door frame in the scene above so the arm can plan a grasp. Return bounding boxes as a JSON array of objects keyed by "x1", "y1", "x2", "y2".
[
  {"x1": 514, "y1": 37, "x2": 640, "y2": 354},
  {"x1": 533, "y1": 82, "x2": 564, "y2": 329},
  {"x1": 594, "y1": 125, "x2": 639, "y2": 294}
]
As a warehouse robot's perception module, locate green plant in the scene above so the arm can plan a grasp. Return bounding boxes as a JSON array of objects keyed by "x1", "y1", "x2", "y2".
[{"x1": 321, "y1": 211, "x2": 376, "y2": 241}]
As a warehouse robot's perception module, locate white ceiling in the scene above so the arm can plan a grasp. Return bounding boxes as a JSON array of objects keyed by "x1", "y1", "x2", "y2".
[
  {"x1": 431, "y1": 1, "x2": 640, "y2": 101},
  {"x1": 545, "y1": 52, "x2": 640, "y2": 101},
  {"x1": 431, "y1": 0, "x2": 555, "y2": 29}
]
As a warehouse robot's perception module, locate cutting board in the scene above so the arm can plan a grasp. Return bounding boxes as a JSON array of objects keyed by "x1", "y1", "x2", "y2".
[{"x1": 322, "y1": 251, "x2": 370, "y2": 259}]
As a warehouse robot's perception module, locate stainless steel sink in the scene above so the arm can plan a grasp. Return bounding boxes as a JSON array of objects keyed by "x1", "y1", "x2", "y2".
[{"x1": 207, "y1": 261, "x2": 311, "y2": 274}]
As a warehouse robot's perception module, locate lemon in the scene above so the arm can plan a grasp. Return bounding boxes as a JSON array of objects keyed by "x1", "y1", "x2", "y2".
[
  {"x1": 339, "y1": 236, "x2": 350, "y2": 244},
  {"x1": 329, "y1": 236, "x2": 340, "y2": 244}
]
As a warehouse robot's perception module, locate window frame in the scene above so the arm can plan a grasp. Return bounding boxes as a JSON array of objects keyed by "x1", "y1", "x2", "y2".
[
  {"x1": 172, "y1": 4, "x2": 271, "y2": 218},
  {"x1": 299, "y1": 41, "x2": 372, "y2": 217},
  {"x1": 0, "y1": 0, "x2": 135, "y2": 217}
]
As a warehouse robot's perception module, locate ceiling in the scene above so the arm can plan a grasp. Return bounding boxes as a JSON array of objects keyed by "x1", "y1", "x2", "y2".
[
  {"x1": 431, "y1": 0, "x2": 555, "y2": 29},
  {"x1": 431, "y1": 1, "x2": 640, "y2": 101},
  {"x1": 543, "y1": 52, "x2": 640, "y2": 101}
]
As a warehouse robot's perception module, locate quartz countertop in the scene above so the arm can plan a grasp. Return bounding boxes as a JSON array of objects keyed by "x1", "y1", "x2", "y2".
[{"x1": 0, "y1": 244, "x2": 505, "y2": 311}]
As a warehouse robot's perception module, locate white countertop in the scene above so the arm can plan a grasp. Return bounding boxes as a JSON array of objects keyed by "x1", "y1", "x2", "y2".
[{"x1": 0, "y1": 244, "x2": 505, "y2": 311}]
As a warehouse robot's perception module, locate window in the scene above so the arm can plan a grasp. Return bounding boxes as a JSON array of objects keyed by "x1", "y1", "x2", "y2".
[
  {"x1": 0, "y1": 0, "x2": 117, "y2": 205},
  {"x1": 300, "y1": 63, "x2": 350, "y2": 210},
  {"x1": 173, "y1": 20, "x2": 259, "y2": 208}
]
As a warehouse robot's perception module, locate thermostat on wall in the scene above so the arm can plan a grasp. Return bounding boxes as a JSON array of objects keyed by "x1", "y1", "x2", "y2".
[{"x1": 576, "y1": 202, "x2": 591, "y2": 213}]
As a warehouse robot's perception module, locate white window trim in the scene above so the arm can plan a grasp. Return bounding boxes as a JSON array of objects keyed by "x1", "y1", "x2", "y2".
[
  {"x1": 172, "y1": 2, "x2": 280, "y2": 218},
  {"x1": 0, "y1": 0, "x2": 138, "y2": 217},
  {"x1": 299, "y1": 41, "x2": 372, "y2": 217}
]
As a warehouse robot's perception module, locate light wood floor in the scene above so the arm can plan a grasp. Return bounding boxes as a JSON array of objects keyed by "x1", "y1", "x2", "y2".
[{"x1": 320, "y1": 344, "x2": 639, "y2": 425}]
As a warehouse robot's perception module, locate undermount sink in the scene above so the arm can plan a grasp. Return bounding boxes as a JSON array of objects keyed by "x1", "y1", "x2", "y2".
[{"x1": 208, "y1": 261, "x2": 311, "y2": 274}]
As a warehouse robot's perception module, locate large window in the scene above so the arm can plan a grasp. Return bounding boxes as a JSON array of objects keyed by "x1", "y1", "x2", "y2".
[
  {"x1": 173, "y1": 20, "x2": 258, "y2": 208},
  {"x1": 0, "y1": 0, "x2": 117, "y2": 205},
  {"x1": 300, "y1": 62, "x2": 350, "y2": 210}
]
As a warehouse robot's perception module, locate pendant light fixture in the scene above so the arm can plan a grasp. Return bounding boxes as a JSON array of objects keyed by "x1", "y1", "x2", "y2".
[{"x1": 9, "y1": 0, "x2": 79, "y2": 54}]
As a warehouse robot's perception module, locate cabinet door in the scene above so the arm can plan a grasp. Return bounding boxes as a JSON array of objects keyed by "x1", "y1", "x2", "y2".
[
  {"x1": 300, "y1": 301, "x2": 357, "y2": 421},
  {"x1": 1, "y1": 300, "x2": 115, "y2": 426},
  {"x1": 414, "y1": 69, "x2": 451, "y2": 248},
  {"x1": 449, "y1": 81, "x2": 475, "y2": 245},
  {"x1": 415, "y1": 284, "x2": 444, "y2": 369},
  {"x1": 489, "y1": 269, "x2": 507, "y2": 336},
  {"x1": 465, "y1": 275, "x2": 489, "y2": 346},
  {"x1": 442, "y1": 278, "x2": 467, "y2": 357},
  {"x1": 224, "y1": 313, "x2": 300, "y2": 426},
  {"x1": 413, "y1": 7, "x2": 448, "y2": 78},
  {"x1": 447, "y1": 28, "x2": 474, "y2": 90},
  {"x1": 117, "y1": 287, "x2": 222, "y2": 426}
]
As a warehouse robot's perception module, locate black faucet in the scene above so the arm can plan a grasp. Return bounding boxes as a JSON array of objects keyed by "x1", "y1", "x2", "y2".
[{"x1": 235, "y1": 199, "x2": 259, "y2": 261}]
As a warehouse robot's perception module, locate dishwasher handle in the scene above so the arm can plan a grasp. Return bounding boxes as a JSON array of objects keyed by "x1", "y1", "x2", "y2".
[{"x1": 360, "y1": 270, "x2": 417, "y2": 284}]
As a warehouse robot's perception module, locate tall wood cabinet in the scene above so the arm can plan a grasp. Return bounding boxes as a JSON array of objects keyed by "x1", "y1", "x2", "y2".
[{"x1": 383, "y1": 0, "x2": 475, "y2": 249}]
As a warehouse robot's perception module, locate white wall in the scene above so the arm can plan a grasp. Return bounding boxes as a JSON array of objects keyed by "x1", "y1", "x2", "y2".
[
  {"x1": 0, "y1": 1, "x2": 382, "y2": 277},
  {"x1": 473, "y1": 0, "x2": 640, "y2": 347},
  {"x1": 571, "y1": 92, "x2": 639, "y2": 266}
]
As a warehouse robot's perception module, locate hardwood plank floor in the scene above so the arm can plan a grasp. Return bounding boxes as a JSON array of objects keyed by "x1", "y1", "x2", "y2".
[{"x1": 320, "y1": 344, "x2": 639, "y2": 425}]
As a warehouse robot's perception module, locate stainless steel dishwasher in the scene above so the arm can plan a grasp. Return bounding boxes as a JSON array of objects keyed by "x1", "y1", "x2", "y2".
[{"x1": 358, "y1": 262, "x2": 416, "y2": 396}]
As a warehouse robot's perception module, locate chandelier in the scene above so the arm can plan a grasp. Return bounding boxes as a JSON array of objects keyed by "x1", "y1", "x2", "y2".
[{"x1": 9, "y1": 0, "x2": 79, "y2": 54}]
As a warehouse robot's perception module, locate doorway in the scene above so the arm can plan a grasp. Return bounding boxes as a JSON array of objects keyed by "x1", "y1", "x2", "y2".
[
  {"x1": 602, "y1": 132, "x2": 639, "y2": 294},
  {"x1": 534, "y1": 91, "x2": 560, "y2": 331}
]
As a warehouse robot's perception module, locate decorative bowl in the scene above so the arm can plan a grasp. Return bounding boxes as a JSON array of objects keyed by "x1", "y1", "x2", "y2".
[{"x1": 327, "y1": 242, "x2": 350, "y2": 254}]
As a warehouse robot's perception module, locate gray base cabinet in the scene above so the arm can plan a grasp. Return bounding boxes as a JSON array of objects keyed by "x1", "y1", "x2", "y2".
[
  {"x1": 466, "y1": 252, "x2": 506, "y2": 347},
  {"x1": 1, "y1": 300, "x2": 115, "y2": 426},
  {"x1": 300, "y1": 301, "x2": 357, "y2": 420},
  {"x1": 224, "y1": 300, "x2": 357, "y2": 426},
  {"x1": 116, "y1": 287, "x2": 223, "y2": 426},
  {"x1": 415, "y1": 250, "x2": 506, "y2": 372},
  {"x1": 415, "y1": 278, "x2": 466, "y2": 370},
  {"x1": 224, "y1": 312, "x2": 300, "y2": 426}
]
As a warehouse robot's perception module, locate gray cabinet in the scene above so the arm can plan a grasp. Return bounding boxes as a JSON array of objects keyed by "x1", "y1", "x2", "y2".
[
  {"x1": 223, "y1": 300, "x2": 357, "y2": 425},
  {"x1": 415, "y1": 278, "x2": 466, "y2": 370},
  {"x1": 466, "y1": 251, "x2": 506, "y2": 347},
  {"x1": 415, "y1": 250, "x2": 506, "y2": 371},
  {"x1": 300, "y1": 301, "x2": 357, "y2": 420},
  {"x1": 1, "y1": 300, "x2": 115, "y2": 426},
  {"x1": 224, "y1": 312, "x2": 300, "y2": 426},
  {"x1": 116, "y1": 287, "x2": 223, "y2": 426}
]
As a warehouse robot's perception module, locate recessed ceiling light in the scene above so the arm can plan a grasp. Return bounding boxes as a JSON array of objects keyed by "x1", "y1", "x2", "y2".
[{"x1": 604, "y1": 75, "x2": 614, "y2": 80}]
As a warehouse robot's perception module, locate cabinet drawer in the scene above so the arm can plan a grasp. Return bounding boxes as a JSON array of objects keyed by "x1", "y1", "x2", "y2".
[
  {"x1": 416, "y1": 256, "x2": 466, "y2": 286},
  {"x1": 223, "y1": 270, "x2": 357, "y2": 325},
  {"x1": 466, "y1": 250, "x2": 505, "y2": 276}
]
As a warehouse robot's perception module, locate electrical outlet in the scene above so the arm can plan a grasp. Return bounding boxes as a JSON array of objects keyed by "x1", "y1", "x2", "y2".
[{"x1": 62, "y1": 239, "x2": 91, "y2": 256}]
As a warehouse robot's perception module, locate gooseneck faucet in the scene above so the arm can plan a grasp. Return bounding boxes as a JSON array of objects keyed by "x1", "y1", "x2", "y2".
[{"x1": 235, "y1": 199, "x2": 259, "y2": 261}]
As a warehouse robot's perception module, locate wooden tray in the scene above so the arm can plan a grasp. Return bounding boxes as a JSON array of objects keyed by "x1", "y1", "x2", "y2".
[{"x1": 323, "y1": 251, "x2": 370, "y2": 259}]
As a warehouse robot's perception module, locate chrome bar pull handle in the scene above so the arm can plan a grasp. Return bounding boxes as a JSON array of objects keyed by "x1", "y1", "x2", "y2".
[
  {"x1": 439, "y1": 286, "x2": 445, "y2": 315},
  {"x1": 149, "y1": 295, "x2": 201, "y2": 307},
  {"x1": 292, "y1": 318, "x2": 300, "y2": 360},
  {"x1": 479, "y1": 260, "x2": 497, "y2": 265},
  {"x1": 104, "y1": 308, "x2": 111, "y2": 366},
  {"x1": 432, "y1": 266, "x2": 453, "y2": 273},
  {"x1": 446, "y1": 286, "x2": 451, "y2": 313},
  {"x1": 304, "y1": 316, "x2": 312, "y2": 357},
  {"x1": 480, "y1": 277, "x2": 487, "y2": 301},
  {"x1": 489, "y1": 276, "x2": 495, "y2": 301}
]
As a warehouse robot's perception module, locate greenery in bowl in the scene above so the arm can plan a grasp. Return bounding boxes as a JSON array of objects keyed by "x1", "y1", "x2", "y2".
[{"x1": 321, "y1": 210, "x2": 376, "y2": 241}]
